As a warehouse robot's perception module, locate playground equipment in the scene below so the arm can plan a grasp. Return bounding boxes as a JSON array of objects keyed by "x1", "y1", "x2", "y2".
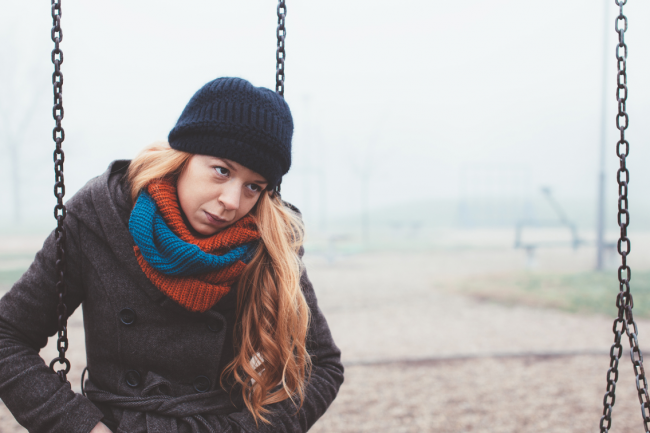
[
  {"x1": 598, "y1": 1, "x2": 649, "y2": 431},
  {"x1": 39, "y1": 1, "x2": 649, "y2": 431}
]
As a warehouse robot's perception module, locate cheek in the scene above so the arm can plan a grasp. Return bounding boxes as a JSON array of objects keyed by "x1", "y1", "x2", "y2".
[
  {"x1": 177, "y1": 190, "x2": 193, "y2": 217},
  {"x1": 176, "y1": 177, "x2": 200, "y2": 218},
  {"x1": 239, "y1": 195, "x2": 260, "y2": 217}
]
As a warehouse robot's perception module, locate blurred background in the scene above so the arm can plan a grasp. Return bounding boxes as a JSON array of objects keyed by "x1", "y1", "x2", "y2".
[{"x1": 2, "y1": 0, "x2": 650, "y2": 431}]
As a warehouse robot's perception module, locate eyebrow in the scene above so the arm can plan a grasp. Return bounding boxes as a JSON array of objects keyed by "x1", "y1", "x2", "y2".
[{"x1": 219, "y1": 159, "x2": 236, "y2": 171}]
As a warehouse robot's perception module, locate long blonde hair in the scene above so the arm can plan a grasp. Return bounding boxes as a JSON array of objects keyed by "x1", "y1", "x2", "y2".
[{"x1": 127, "y1": 142, "x2": 311, "y2": 422}]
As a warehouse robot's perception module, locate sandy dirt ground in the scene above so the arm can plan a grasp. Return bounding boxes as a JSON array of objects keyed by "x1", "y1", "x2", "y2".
[
  {"x1": 2, "y1": 231, "x2": 650, "y2": 432},
  {"x1": 310, "y1": 355, "x2": 644, "y2": 433}
]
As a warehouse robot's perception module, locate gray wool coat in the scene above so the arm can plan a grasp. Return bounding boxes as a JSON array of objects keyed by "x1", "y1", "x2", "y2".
[{"x1": 0, "y1": 161, "x2": 344, "y2": 433}]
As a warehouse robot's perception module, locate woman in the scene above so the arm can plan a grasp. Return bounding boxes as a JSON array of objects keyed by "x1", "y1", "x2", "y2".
[{"x1": 0, "y1": 77, "x2": 344, "y2": 432}]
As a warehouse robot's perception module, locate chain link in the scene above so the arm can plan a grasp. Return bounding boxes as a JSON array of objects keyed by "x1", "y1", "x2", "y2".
[
  {"x1": 600, "y1": 1, "x2": 650, "y2": 431},
  {"x1": 46, "y1": 2, "x2": 288, "y2": 381},
  {"x1": 48, "y1": 0, "x2": 71, "y2": 384},
  {"x1": 275, "y1": 0, "x2": 286, "y2": 96}
]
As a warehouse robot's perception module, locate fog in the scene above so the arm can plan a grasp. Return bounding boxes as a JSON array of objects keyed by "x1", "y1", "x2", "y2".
[
  {"x1": 4, "y1": 3, "x2": 650, "y2": 430},
  {"x1": 2, "y1": 0, "x2": 650, "y2": 238}
]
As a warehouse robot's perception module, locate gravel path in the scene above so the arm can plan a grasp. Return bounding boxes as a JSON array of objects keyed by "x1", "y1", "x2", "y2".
[
  {"x1": 306, "y1": 249, "x2": 650, "y2": 432},
  {"x1": 2, "y1": 245, "x2": 650, "y2": 431},
  {"x1": 308, "y1": 250, "x2": 646, "y2": 364},
  {"x1": 311, "y1": 355, "x2": 643, "y2": 433}
]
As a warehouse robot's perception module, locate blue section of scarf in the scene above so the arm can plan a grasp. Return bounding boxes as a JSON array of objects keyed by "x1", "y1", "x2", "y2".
[{"x1": 128, "y1": 191, "x2": 256, "y2": 277}]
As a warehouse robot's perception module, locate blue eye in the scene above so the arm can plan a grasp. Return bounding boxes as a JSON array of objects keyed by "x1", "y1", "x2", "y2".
[{"x1": 215, "y1": 167, "x2": 229, "y2": 176}]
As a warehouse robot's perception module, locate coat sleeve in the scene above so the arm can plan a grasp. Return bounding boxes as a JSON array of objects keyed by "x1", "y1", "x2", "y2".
[
  {"x1": 0, "y1": 212, "x2": 105, "y2": 433},
  {"x1": 213, "y1": 265, "x2": 344, "y2": 433}
]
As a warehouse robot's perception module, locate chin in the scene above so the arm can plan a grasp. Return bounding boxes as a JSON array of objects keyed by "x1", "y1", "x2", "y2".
[
  {"x1": 199, "y1": 226, "x2": 220, "y2": 236},
  {"x1": 189, "y1": 221, "x2": 217, "y2": 236}
]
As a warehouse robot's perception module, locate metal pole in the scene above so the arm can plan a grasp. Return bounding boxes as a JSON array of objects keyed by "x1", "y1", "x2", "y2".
[
  {"x1": 9, "y1": 141, "x2": 20, "y2": 224},
  {"x1": 361, "y1": 170, "x2": 369, "y2": 245},
  {"x1": 596, "y1": 0, "x2": 610, "y2": 270}
]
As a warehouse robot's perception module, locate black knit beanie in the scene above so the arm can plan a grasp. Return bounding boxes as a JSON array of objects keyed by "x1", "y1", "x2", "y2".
[{"x1": 168, "y1": 77, "x2": 293, "y2": 190}]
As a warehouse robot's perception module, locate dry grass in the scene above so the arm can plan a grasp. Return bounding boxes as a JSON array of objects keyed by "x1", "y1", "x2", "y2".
[{"x1": 450, "y1": 271, "x2": 650, "y2": 318}]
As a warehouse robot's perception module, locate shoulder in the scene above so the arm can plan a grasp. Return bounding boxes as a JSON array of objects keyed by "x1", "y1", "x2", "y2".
[
  {"x1": 278, "y1": 200, "x2": 306, "y2": 258},
  {"x1": 281, "y1": 200, "x2": 301, "y2": 215},
  {"x1": 65, "y1": 160, "x2": 131, "y2": 222}
]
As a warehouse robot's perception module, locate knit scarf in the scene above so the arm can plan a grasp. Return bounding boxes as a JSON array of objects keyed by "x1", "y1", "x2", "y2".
[{"x1": 129, "y1": 179, "x2": 260, "y2": 312}]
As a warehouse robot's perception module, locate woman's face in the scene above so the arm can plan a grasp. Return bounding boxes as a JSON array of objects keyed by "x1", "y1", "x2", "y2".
[{"x1": 176, "y1": 155, "x2": 268, "y2": 236}]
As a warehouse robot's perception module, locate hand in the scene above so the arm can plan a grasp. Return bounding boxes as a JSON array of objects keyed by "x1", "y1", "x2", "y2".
[{"x1": 90, "y1": 422, "x2": 113, "y2": 433}]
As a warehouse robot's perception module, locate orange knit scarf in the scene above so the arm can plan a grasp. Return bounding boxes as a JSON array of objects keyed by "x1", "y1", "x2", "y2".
[{"x1": 133, "y1": 179, "x2": 260, "y2": 312}]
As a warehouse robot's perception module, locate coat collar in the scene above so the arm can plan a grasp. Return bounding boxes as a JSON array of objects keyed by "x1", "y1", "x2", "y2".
[
  {"x1": 90, "y1": 160, "x2": 168, "y2": 305},
  {"x1": 88, "y1": 160, "x2": 238, "y2": 317}
]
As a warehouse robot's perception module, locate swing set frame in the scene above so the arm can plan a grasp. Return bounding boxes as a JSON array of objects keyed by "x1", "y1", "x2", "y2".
[{"x1": 42, "y1": 1, "x2": 649, "y2": 431}]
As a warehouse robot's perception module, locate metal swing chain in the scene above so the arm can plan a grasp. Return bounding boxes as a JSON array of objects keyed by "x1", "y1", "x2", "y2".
[
  {"x1": 600, "y1": 1, "x2": 650, "y2": 431},
  {"x1": 48, "y1": 0, "x2": 71, "y2": 383},
  {"x1": 45, "y1": 0, "x2": 288, "y2": 381},
  {"x1": 275, "y1": 0, "x2": 286, "y2": 96}
]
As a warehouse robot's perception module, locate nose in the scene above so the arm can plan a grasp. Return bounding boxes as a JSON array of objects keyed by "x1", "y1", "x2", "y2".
[{"x1": 218, "y1": 182, "x2": 241, "y2": 211}]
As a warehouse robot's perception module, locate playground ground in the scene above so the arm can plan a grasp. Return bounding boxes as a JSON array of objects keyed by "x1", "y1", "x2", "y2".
[{"x1": 2, "y1": 229, "x2": 650, "y2": 432}]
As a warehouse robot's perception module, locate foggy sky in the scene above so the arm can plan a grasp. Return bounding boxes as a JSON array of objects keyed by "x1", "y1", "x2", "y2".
[{"x1": 1, "y1": 0, "x2": 649, "y2": 231}]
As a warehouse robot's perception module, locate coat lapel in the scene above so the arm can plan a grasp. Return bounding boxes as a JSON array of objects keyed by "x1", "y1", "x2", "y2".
[{"x1": 90, "y1": 160, "x2": 167, "y2": 304}]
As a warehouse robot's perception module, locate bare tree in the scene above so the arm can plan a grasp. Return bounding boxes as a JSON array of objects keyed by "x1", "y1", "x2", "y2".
[
  {"x1": 0, "y1": 31, "x2": 49, "y2": 224},
  {"x1": 351, "y1": 113, "x2": 391, "y2": 246}
]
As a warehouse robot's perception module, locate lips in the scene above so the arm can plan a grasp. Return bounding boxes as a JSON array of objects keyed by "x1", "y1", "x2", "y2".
[{"x1": 204, "y1": 210, "x2": 229, "y2": 227}]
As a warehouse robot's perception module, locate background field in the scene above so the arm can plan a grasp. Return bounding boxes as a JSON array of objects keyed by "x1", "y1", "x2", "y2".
[
  {"x1": 2, "y1": 228, "x2": 650, "y2": 432},
  {"x1": 3, "y1": 1, "x2": 650, "y2": 430}
]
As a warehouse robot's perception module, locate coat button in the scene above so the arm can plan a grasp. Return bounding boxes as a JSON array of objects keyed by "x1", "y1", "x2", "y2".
[
  {"x1": 119, "y1": 308, "x2": 137, "y2": 325},
  {"x1": 193, "y1": 375, "x2": 211, "y2": 393},
  {"x1": 125, "y1": 370, "x2": 141, "y2": 387},
  {"x1": 207, "y1": 318, "x2": 223, "y2": 333}
]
